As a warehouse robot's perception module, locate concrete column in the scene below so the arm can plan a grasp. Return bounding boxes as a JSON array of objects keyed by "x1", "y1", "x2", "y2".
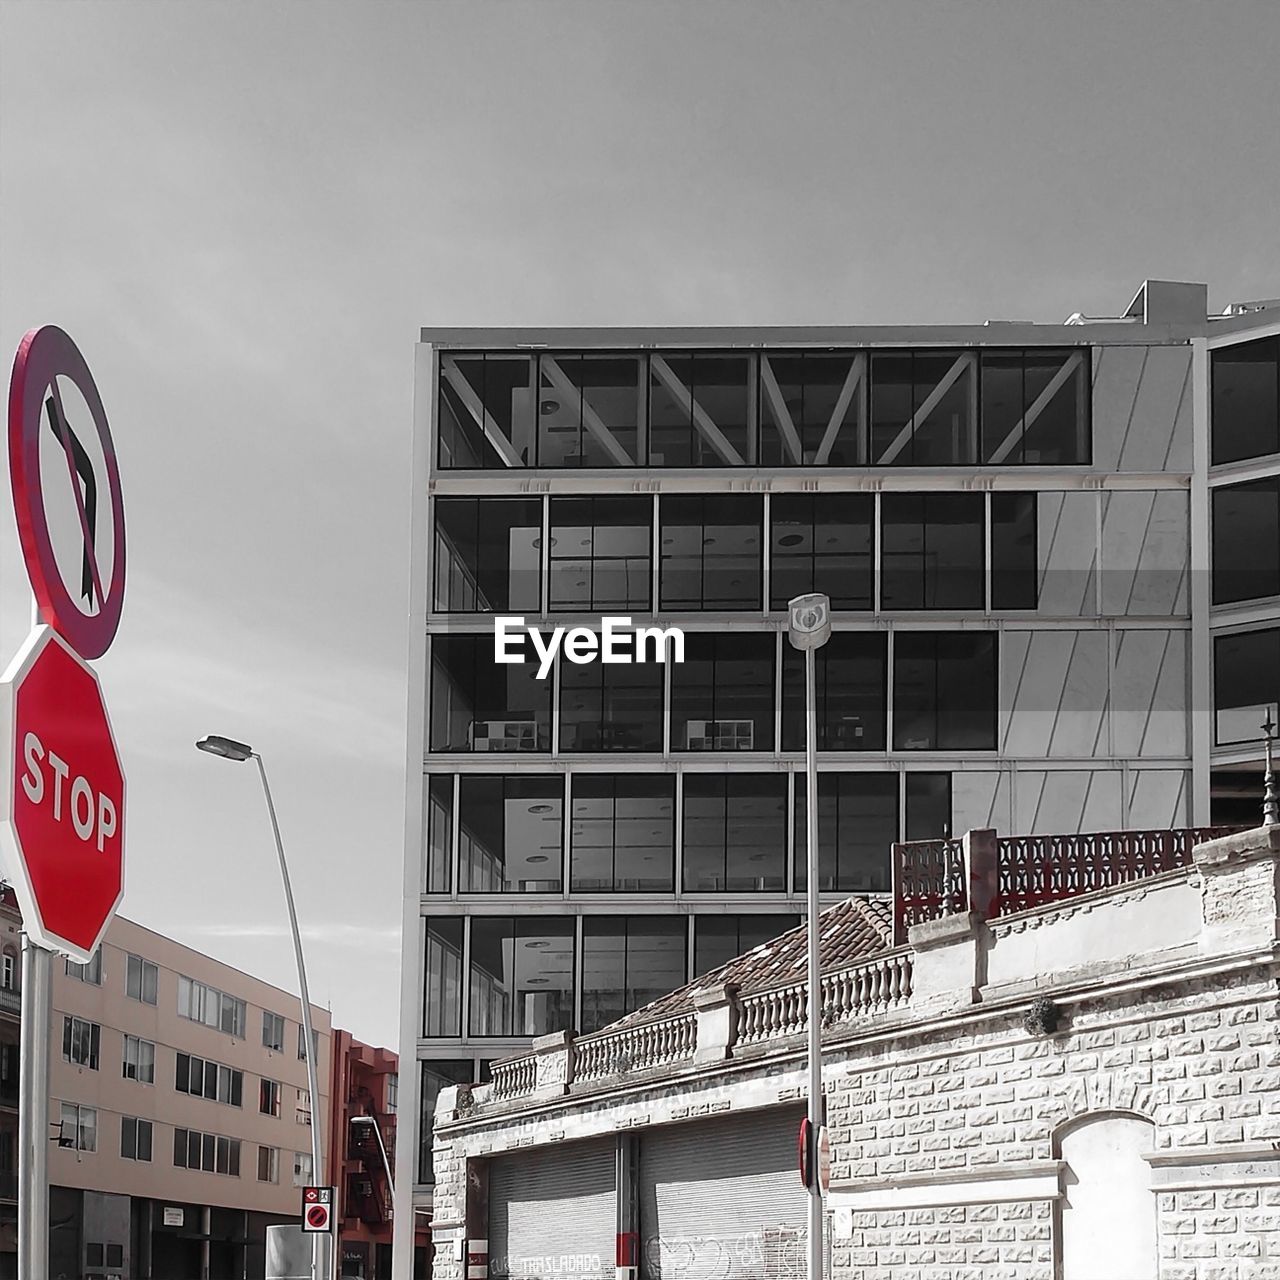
[
  {"x1": 962, "y1": 828, "x2": 999, "y2": 920},
  {"x1": 532, "y1": 1030, "x2": 574, "y2": 1099},
  {"x1": 907, "y1": 911, "x2": 986, "y2": 1013},
  {"x1": 1193, "y1": 824, "x2": 1280, "y2": 953},
  {"x1": 693, "y1": 982, "x2": 739, "y2": 1064}
]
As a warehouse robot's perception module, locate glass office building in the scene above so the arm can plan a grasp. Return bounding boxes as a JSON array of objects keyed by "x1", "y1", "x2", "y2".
[{"x1": 394, "y1": 281, "x2": 1280, "y2": 1230}]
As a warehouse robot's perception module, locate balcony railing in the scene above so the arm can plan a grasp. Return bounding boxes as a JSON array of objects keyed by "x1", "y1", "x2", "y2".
[{"x1": 0, "y1": 988, "x2": 19, "y2": 1016}]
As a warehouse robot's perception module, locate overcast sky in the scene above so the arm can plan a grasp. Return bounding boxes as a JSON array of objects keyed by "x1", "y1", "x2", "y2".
[{"x1": 1, "y1": 0, "x2": 1277, "y2": 1047}]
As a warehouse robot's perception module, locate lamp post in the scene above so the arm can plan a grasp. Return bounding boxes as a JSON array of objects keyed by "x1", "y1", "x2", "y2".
[
  {"x1": 196, "y1": 735, "x2": 326, "y2": 1280},
  {"x1": 786, "y1": 593, "x2": 832, "y2": 1280},
  {"x1": 350, "y1": 1113, "x2": 396, "y2": 1203},
  {"x1": 1262, "y1": 713, "x2": 1279, "y2": 828}
]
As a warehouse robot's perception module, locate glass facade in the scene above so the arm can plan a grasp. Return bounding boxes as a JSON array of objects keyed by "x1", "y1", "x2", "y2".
[
  {"x1": 770, "y1": 493, "x2": 874, "y2": 610},
  {"x1": 683, "y1": 774, "x2": 787, "y2": 892},
  {"x1": 1213, "y1": 477, "x2": 1280, "y2": 605},
  {"x1": 570, "y1": 776, "x2": 675, "y2": 892},
  {"x1": 1214, "y1": 627, "x2": 1280, "y2": 747},
  {"x1": 581, "y1": 916, "x2": 686, "y2": 1033},
  {"x1": 469, "y1": 917, "x2": 576, "y2": 1037},
  {"x1": 458, "y1": 776, "x2": 564, "y2": 893},
  {"x1": 1212, "y1": 336, "x2": 1280, "y2": 465},
  {"x1": 429, "y1": 634, "x2": 552, "y2": 752}
]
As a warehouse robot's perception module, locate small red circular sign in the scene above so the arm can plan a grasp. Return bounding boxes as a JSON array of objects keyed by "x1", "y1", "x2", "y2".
[
  {"x1": 8, "y1": 326, "x2": 126, "y2": 660},
  {"x1": 306, "y1": 1205, "x2": 329, "y2": 1229}
]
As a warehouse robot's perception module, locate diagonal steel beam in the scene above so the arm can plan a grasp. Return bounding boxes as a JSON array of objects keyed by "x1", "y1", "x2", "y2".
[
  {"x1": 813, "y1": 354, "x2": 867, "y2": 465},
  {"x1": 986, "y1": 350, "x2": 1085, "y2": 465},
  {"x1": 650, "y1": 356, "x2": 744, "y2": 465},
  {"x1": 759, "y1": 357, "x2": 805, "y2": 464},
  {"x1": 877, "y1": 354, "x2": 974, "y2": 465},
  {"x1": 540, "y1": 358, "x2": 635, "y2": 467},
  {"x1": 441, "y1": 361, "x2": 523, "y2": 467}
]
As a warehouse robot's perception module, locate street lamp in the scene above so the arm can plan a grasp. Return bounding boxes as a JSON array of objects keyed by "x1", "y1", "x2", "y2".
[
  {"x1": 196, "y1": 735, "x2": 326, "y2": 1280},
  {"x1": 786, "y1": 593, "x2": 832, "y2": 1280},
  {"x1": 1262, "y1": 713, "x2": 1279, "y2": 828},
  {"x1": 350, "y1": 1114, "x2": 396, "y2": 1202}
]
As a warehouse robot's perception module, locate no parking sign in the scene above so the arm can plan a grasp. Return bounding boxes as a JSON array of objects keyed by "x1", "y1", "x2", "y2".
[{"x1": 301, "y1": 1185, "x2": 335, "y2": 1234}]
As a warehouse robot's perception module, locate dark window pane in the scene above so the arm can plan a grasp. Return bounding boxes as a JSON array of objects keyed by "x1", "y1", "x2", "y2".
[
  {"x1": 458, "y1": 776, "x2": 563, "y2": 893},
  {"x1": 682, "y1": 775, "x2": 786, "y2": 892},
  {"x1": 980, "y1": 352, "x2": 1023, "y2": 464},
  {"x1": 871, "y1": 352, "x2": 976, "y2": 466},
  {"x1": 693, "y1": 914, "x2": 800, "y2": 977},
  {"x1": 438, "y1": 355, "x2": 536, "y2": 470},
  {"x1": 571, "y1": 776, "x2": 675, "y2": 892},
  {"x1": 418, "y1": 1060, "x2": 473, "y2": 1184},
  {"x1": 423, "y1": 775, "x2": 453, "y2": 894},
  {"x1": 433, "y1": 498, "x2": 541, "y2": 613},
  {"x1": 469, "y1": 918, "x2": 575, "y2": 1038},
  {"x1": 795, "y1": 773, "x2": 898, "y2": 892},
  {"x1": 659, "y1": 496, "x2": 763, "y2": 610},
  {"x1": 1214, "y1": 627, "x2": 1280, "y2": 745},
  {"x1": 649, "y1": 354, "x2": 751, "y2": 466},
  {"x1": 770, "y1": 494, "x2": 873, "y2": 611},
  {"x1": 1021, "y1": 350, "x2": 1089, "y2": 465},
  {"x1": 760, "y1": 353, "x2": 866, "y2": 466},
  {"x1": 549, "y1": 496, "x2": 651, "y2": 612},
  {"x1": 905, "y1": 773, "x2": 952, "y2": 840},
  {"x1": 429, "y1": 635, "x2": 552, "y2": 753},
  {"x1": 581, "y1": 917, "x2": 687, "y2": 1033},
  {"x1": 671, "y1": 633, "x2": 775, "y2": 751},
  {"x1": 537, "y1": 354, "x2": 642, "y2": 467},
  {"x1": 558, "y1": 653, "x2": 664, "y2": 751},
  {"x1": 1213, "y1": 478, "x2": 1280, "y2": 605},
  {"x1": 881, "y1": 494, "x2": 984, "y2": 609},
  {"x1": 894, "y1": 633, "x2": 998, "y2": 750},
  {"x1": 1212, "y1": 336, "x2": 1280, "y2": 465},
  {"x1": 991, "y1": 493, "x2": 1039, "y2": 610},
  {"x1": 422, "y1": 919, "x2": 463, "y2": 1037},
  {"x1": 782, "y1": 632, "x2": 887, "y2": 750}
]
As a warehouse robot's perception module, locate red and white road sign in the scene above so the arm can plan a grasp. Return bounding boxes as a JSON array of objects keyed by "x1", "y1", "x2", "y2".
[
  {"x1": 0, "y1": 626, "x2": 126, "y2": 961},
  {"x1": 301, "y1": 1186, "x2": 334, "y2": 1233}
]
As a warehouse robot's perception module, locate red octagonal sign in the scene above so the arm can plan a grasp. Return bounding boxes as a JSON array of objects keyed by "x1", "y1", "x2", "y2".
[{"x1": 0, "y1": 626, "x2": 125, "y2": 961}]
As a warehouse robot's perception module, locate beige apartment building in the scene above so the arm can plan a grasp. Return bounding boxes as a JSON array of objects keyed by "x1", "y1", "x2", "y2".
[{"x1": 44, "y1": 914, "x2": 332, "y2": 1280}]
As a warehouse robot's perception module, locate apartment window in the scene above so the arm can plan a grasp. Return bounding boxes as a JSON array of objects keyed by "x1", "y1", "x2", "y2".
[
  {"x1": 66, "y1": 951, "x2": 102, "y2": 984},
  {"x1": 980, "y1": 348, "x2": 1090, "y2": 465},
  {"x1": 760, "y1": 352, "x2": 866, "y2": 466},
  {"x1": 458, "y1": 775, "x2": 563, "y2": 893},
  {"x1": 871, "y1": 351, "x2": 977, "y2": 465},
  {"x1": 881, "y1": 493, "x2": 984, "y2": 609},
  {"x1": 770, "y1": 494, "x2": 874, "y2": 611},
  {"x1": 262, "y1": 1010, "x2": 286, "y2": 1052},
  {"x1": 1214, "y1": 627, "x2": 1280, "y2": 746},
  {"x1": 60, "y1": 1103, "x2": 97, "y2": 1152},
  {"x1": 659, "y1": 495, "x2": 763, "y2": 610},
  {"x1": 581, "y1": 916, "x2": 687, "y2": 1034},
  {"x1": 419, "y1": 1060, "x2": 473, "y2": 1184},
  {"x1": 423, "y1": 918, "x2": 464, "y2": 1037},
  {"x1": 298, "y1": 1025, "x2": 318, "y2": 1063},
  {"x1": 62, "y1": 1016, "x2": 100, "y2": 1069},
  {"x1": 1213, "y1": 477, "x2": 1280, "y2": 604},
  {"x1": 536, "y1": 353, "x2": 643, "y2": 467},
  {"x1": 423, "y1": 774, "x2": 454, "y2": 893},
  {"x1": 174, "y1": 1128, "x2": 241, "y2": 1176},
  {"x1": 122, "y1": 1035, "x2": 155, "y2": 1084},
  {"x1": 558, "y1": 651, "x2": 664, "y2": 752},
  {"x1": 571, "y1": 775, "x2": 675, "y2": 892},
  {"x1": 683, "y1": 774, "x2": 787, "y2": 892},
  {"x1": 781, "y1": 632, "x2": 887, "y2": 751},
  {"x1": 1, "y1": 951, "x2": 15, "y2": 991},
  {"x1": 549, "y1": 496, "x2": 652, "y2": 612},
  {"x1": 432, "y1": 497, "x2": 541, "y2": 613},
  {"x1": 671, "y1": 633, "x2": 775, "y2": 751},
  {"x1": 126, "y1": 953, "x2": 158, "y2": 1005},
  {"x1": 693, "y1": 915, "x2": 800, "y2": 977},
  {"x1": 120, "y1": 1117, "x2": 153, "y2": 1162},
  {"x1": 893, "y1": 633, "x2": 999, "y2": 750},
  {"x1": 468, "y1": 917, "x2": 575, "y2": 1038},
  {"x1": 795, "y1": 773, "x2": 899, "y2": 893},
  {"x1": 991, "y1": 493, "x2": 1039, "y2": 610},
  {"x1": 258, "y1": 1145, "x2": 280, "y2": 1183},
  {"x1": 293, "y1": 1150, "x2": 313, "y2": 1187},
  {"x1": 175, "y1": 1053, "x2": 244, "y2": 1107},
  {"x1": 177, "y1": 976, "x2": 246, "y2": 1038},
  {"x1": 437, "y1": 353, "x2": 536, "y2": 470},
  {"x1": 428, "y1": 634, "x2": 552, "y2": 753},
  {"x1": 260, "y1": 1079, "x2": 282, "y2": 1117},
  {"x1": 906, "y1": 772, "x2": 953, "y2": 840},
  {"x1": 1212, "y1": 335, "x2": 1280, "y2": 465},
  {"x1": 649, "y1": 353, "x2": 751, "y2": 466},
  {"x1": 386, "y1": 1073, "x2": 399, "y2": 1114}
]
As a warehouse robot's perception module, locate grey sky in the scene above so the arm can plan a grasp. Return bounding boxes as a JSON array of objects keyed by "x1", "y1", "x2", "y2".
[{"x1": 1, "y1": 0, "x2": 1277, "y2": 1046}]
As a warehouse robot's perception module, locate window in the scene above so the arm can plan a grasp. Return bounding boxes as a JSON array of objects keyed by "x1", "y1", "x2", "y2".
[
  {"x1": 62, "y1": 1016, "x2": 100, "y2": 1069},
  {"x1": 781, "y1": 632, "x2": 887, "y2": 751},
  {"x1": 571, "y1": 775, "x2": 675, "y2": 892},
  {"x1": 429, "y1": 634, "x2": 552, "y2": 753},
  {"x1": 385, "y1": 1073, "x2": 398, "y2": 1114},
  {"x1": 126, "y1": 954, "x2": 158, "y2": 1004},
  {"x1": 437, "y1": 353, "x2": 536, "y2": 470},
  {"x1": 980, "y1": 348, "x2": 1090, "y2": 465},
  {"x1": 120, "y1": 1117, "x2": 153, "y2": 1162},
  {"x1": 1212, "y1": 335, "x2": 1280, "y2": 465},
  {"x1": 418, "y1": 1061, "x2": 473, "y2": 1184},
  {"x1": 549, "y1": 496, "x2": 652, "y2": 611},
  {"x1": 659, "y1": 495, "x2": 763, "y2": 610},
  {"x1": 122, "y1": 1035, "x2": 155, "y2": 1084},
  {"x1": 174, "y1": 1052, "x2": 244, "y2": 1106},
  {"x1": 871, "y1": 351, "x2": 977, "y2": 465},
  {"x1": 693, "y1": 915, "x2": 800, "y2": 977},
  {"x1": 683, "y1": 775, "x2": 787, "y2": 892},
  {"x1": 423, "y1": 774, "x2": 454, "y2": 893},
  {"x1": 177, "y1": 976, "x2": 246, "y2": 1038},
  {"x1": 991, "y1": 493, "x2": 1039, "y2": 609},
  {"x1": 881, "y1": 493, "x2": 984, "y2": 609},
  {"x1": 893, "y1": 632, "x2": 998, "y2": 750},
  {"x1": 261, "y1": 1011, "x2": 285, "y2": 1053},
  {"x1": 257, "y1": 1145, "x2": 279, "y2": 1183},
  {"x1": 296, "y1": 1089, "x2": 312, "y2": 1125},
  {"x1": 458, "y1": 776, "x2": 563, "y2": 892},
  {"x1": 292, "y1": 1150, "x2": 313, "y2": 1187},
  {"x1": 582, "y1": 916, "x2": 687, "y2": 1033},
  {"x1": 649, "y1": 353, "x2": 751, "y2": 466},
  {"x1": 423, "y1": 919, "x2": 464, "y2": 1037},
  {"x1": 671, "y1": 633, "x2": 775, "y2": 751},
  {"x1": 260, "y1": 1079, "x2": 282, "y2": 1117},
  {"x1": 905, "y1": 772, "x2": 952, "y2": 841},
  {"x1": 468, "y1": 917, "x2": 575, "y2": 1038},
  {"x1": 432, "y1": 496, "x2": 541, "y2": 613},
  {"x1": 1214, "y1": 627, "x2": 1280, "y2": 745},
  {"x1": 174, "y1": 1128, "x2": 241, "y2": 1176},
  {"x1": 559, "y1": 649, "x2": 664, "y2": 751},
  {"x1": 66, "y1": 951, "x2": 102, "y2": 984},
  {"x1": 760, "y1": 352, "x2": 866, "y2": 466},
  {"x1": 298, "y1": 1025, "x2": 318, "y2": 1063},
  {"x1": 60, "y1": 1103, "x2": 96, "y2": 1152},
  {"x1": 1213, "y1": 477, "x2": 1280, "y2": 604},
  {"x1": 536, "y1": 353, "x2": 644, "y2": 466},
  {"x1": 795, "y1": 773, "x2": 898, "y2": 892},
  {"x1": 770, "y1": 494, "x2": 874, "y2": 610},
  {"x1": 1, "y1": 951, "x2": 15, "y2": 991}
]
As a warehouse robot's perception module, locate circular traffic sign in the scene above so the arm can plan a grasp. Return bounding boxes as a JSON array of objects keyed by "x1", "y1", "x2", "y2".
[
  {"x1": 306, "y1": 1206, "x2": 328, "y2": 1229},
  {"x1": 8, "y1": 326, "x2": 126, "y2": 660}
]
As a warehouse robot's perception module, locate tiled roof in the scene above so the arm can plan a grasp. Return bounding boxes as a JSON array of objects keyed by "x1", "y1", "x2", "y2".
[{"x1": 601, "y1": 897, "x2": 895, "y2": 1032}]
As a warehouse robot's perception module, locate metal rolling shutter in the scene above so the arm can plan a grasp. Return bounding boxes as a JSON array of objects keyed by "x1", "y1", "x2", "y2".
[
  {"x1": 489, "y1": 1138, "x2": 616, "y2": 1280},
  {"x1": 640, "y1": 1107, "x2": 807, "y2": 1280}
]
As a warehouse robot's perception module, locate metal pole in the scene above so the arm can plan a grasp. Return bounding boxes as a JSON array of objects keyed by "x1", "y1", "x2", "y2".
[
  {"x1": 370, "y1": 1118, "x2": 396, "y2": 1201},
  {"x1": 18, "y1": 936, "x2": 52, "y2": 1280},
  {"x1": 254, "y1": 753, "x2": 326, "y2": 1280},
  {"x1": 804, "y1": 645, "x2": 823, "y2": 1280}
]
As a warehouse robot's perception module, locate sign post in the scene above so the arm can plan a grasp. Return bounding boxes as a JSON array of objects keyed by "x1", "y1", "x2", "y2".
[{"x1": 4, "y1": 326, "x2": 127, "y2": 1279}]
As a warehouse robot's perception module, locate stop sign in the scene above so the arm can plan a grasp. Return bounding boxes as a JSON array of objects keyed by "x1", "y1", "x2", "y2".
[{"x1": 0, "y1": 625, "x2": 125, "y2": 961}]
